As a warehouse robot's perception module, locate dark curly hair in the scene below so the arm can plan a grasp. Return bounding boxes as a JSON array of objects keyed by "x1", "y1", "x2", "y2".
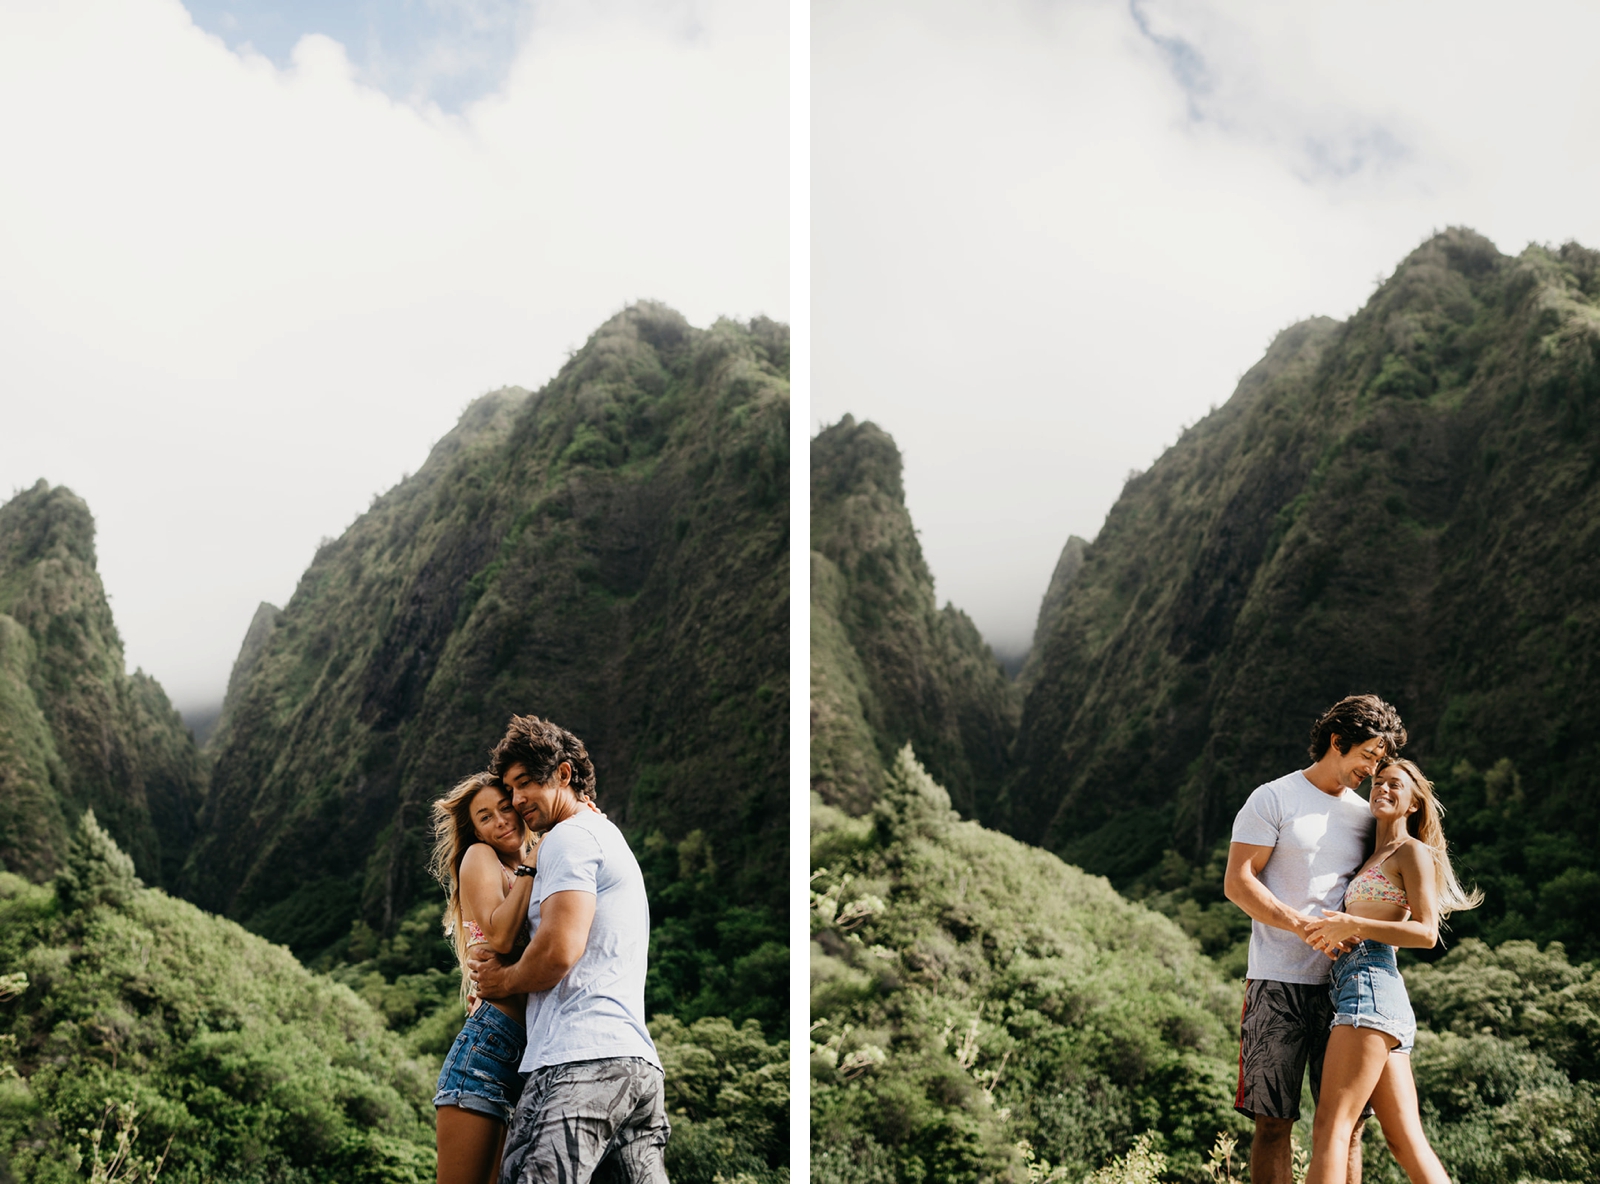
[
  {"x1": 489, "y1": 715, "x2": 596, "y2": 801},
  {"x1": 1308, "y1": 694, "x2": 1407, "y2": 763}
]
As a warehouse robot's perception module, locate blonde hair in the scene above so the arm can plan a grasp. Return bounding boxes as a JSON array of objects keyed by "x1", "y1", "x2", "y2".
[
  {"x1": 427, "y1": 771, "x2": 525, "y2": 1005},
  {"x1": 1377, "y1": 756, "x2": 1484, "y2": 917}
]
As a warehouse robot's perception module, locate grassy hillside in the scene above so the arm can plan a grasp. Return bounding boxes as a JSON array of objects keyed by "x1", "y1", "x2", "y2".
[
  {"x1": 1004, "y1": 230, "x2": 1600, "y2": 957},
  {"x1": 0, "y1": 813, "x2": 436, "y2": 1183},
  {"x1": 811, "y1": 417, "x2": 1019, "y2": 821},
  {"x1": 810, "y1": 747, "x2": 1248, "y2": 1184},
  {"x1": 0, "y1": 481, "x2": 204, "y2": 887},
  {"x1": 184, "y1": 302, "x2": 790, "y2": 1037}
]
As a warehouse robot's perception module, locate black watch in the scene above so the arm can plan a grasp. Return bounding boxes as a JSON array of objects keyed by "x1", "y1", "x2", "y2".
[{"x1": 514, "y1": 865, "x2": 536, "y2": 878}]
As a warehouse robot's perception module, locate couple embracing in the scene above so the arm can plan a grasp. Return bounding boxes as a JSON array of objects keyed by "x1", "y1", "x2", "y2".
[
  {"x1": 426, "y1": 714, "x2": 668, "y2": 1184},
  {"x1": 1225, "y1": 694, "x2": 1481, "y2": 1184}
]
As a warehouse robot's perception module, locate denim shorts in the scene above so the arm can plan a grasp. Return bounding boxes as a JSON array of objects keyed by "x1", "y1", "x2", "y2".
[
  {"x1": 433, "y1": 1002, "x2": 528, "y2": 1124},
  {"x1": 1329, "y1": 940, "x2": 1416, "y2": 1055}
]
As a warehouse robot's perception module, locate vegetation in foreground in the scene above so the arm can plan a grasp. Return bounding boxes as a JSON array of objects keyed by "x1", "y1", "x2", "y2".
[
  {"x1": 811, "y1": 747, "x2": 1249, "y2": 1184},
  {"x1": 811, "y1": 748, "x2": 1600, "y2": 1184},
  {"x1": 0, "y1": 813, "x2": 435, "y2": 1183},
  {"x1": 0, "y1": 812, "x2": 790, "y2": 1184}
]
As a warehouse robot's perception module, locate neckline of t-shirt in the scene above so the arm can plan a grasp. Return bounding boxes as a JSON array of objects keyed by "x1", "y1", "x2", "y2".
[{"x1": 1295, "y1": 768, "x2": 1358, "y2": 801}]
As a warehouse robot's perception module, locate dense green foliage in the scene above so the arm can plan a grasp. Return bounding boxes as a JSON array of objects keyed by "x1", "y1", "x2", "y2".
[
  {"x1": 1002, "y1": 231, "x2": 1600, "y2": 964},
  {"x1": 185, "y1": 304, "x2": 790, "y2": 1039},
  {"x1": 810, "y1": 747, "x2": 1249, "y2": 1184},
  {"x1": 0, "y1": 481, "x2": 204, "y2": 887},
  {"x1": 0, "y1": 816, "x2": 436, "y2": 1183},
  {"x1": 1391, "y1": 938, "x2": 1600, "y2": 1183},
  {"x1": 811, "y1": 417, "x2": 1019, "y2": 820}
]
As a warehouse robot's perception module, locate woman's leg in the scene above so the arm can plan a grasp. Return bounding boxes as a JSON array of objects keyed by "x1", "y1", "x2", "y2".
[
  {"x1": 437, "y1": 1105, "x2": 506, "y2": 1184},
  {"x1": 1306, "y1": 1027, "x2": 1394, "y2": 1184},
  {"x1": 1370, "y1": 1054, "x2": 1450, "y2": 1184}
]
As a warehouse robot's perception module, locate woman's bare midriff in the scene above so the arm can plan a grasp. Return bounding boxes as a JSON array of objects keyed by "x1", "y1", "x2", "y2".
[{"x1": 483, "y1": 994, "x2": 526, "y2": 1022}]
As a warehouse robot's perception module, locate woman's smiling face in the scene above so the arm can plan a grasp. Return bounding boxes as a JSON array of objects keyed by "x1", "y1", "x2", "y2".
[
  {"x1": 1370, "y1": 764, "x2": 1418, "y2": 822},
  {"x1": 470, "y1": 784, "x2": 523, "y2": 855}
]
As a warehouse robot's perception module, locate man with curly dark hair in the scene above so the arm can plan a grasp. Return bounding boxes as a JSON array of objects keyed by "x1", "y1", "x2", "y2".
[
  {"x1": 470, "y1": 714, "x2": 668, "y2": 1183},
  {"x1": 1223, "y1": 694, "x2": 1407, "y2": 1184}
]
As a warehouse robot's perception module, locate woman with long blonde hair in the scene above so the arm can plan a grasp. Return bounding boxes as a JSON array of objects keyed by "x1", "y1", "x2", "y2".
[
  {"x1": 1302, "y1": 756, "x2": 1483, "y2": 1184},
  {"x1": 427, "y1": 771, "x2": 538, "y2": 1184}
]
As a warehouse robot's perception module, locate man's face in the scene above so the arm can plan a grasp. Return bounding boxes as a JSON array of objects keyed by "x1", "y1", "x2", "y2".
[
  {"x1": 1333, "y1": 735, "x2": 1387, "y2": 789},
  {"x1": 504, "y1": 760, "x2": 573, "y2": 834}
]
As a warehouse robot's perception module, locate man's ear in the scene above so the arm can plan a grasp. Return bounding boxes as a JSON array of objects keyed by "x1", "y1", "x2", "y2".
[{"x1": 558, "y1": 760, "x2": 572, "y2": 787}]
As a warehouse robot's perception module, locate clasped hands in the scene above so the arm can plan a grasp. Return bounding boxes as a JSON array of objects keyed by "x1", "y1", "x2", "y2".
[{"x1": 1301, "y1": 910, "x2": 1363, "y2": 958}]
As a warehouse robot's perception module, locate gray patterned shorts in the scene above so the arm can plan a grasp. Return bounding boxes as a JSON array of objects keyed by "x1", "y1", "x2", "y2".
[
  {"x1": 1235, "y1": 978, "x2": 1375, "y2": 1122},
  {"x1": 499, "y1": 1056, "x2": 670, "y2": 1184}
]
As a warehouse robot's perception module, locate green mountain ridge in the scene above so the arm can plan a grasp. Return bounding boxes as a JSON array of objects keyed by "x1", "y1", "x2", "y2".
[
  {"x1": 0, "y1": 481, "x2": 204, "y2": 887},
  {"x1": 184, "y1": 302, "x2": 790, "y2": 1033},
  {"x1": 811, "y1": 416, "x2": 1019, "y2": 822},
  {"x1": 1000, "y1": 228, "x2": 1600, "y2": 958}
]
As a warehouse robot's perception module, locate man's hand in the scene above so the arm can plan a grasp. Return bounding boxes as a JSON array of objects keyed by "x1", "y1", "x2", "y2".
[{"x1": 468, "y1": 946, "x2": 516, "y2": 1000}]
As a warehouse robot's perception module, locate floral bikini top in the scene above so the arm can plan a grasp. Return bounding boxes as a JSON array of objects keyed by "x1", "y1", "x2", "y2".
[{"x1": 1345, "y1": 862, "x2": 1409, "y2": 910}]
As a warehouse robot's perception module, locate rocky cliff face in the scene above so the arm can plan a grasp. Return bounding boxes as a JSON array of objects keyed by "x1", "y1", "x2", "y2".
[
  {"x1": 810, "y1": 416, "x2": 1018, "y2": 822},
  {"x1": 1003, "y1": 230, "x2": 1600, "y2": 946},
  {"x1": 0, "y1": 481, "x2": 204, "y2": 884},
  {"x1": 183, "y1": 305, "x2": 790, "y2": 1013}
]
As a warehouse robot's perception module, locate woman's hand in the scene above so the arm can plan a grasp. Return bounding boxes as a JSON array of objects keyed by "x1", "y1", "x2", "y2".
[
  {"x1": 522, "y1": 833, "x2": 542, "y2": 872},
  {"x1": 1303, "y1": 911, "x2": 1363, "y2": 953}
]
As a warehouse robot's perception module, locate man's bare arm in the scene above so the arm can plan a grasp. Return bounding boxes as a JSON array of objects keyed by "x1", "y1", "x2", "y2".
[
  {"x1": 1223, "y1": 841, "x2": 1313, "y2": 939},
  {"x1": 469, "y1": 890, "x2": 597, "y2": 998}
]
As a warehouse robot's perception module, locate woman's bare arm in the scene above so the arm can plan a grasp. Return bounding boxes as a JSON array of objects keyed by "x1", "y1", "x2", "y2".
[
  {"x1": 459, "y1": 844, "x2": 535, "y2": 954},
  {"x1": 1306, "y1": 842, "x2": 1440, "y2": 950}
]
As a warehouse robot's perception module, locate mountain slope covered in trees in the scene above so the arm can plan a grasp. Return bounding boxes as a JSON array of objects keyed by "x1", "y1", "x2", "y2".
[
  {"x1": 0, "y1": 482, "x2": 204, "y2": 887},
  {"x1": 1003, "y1": 229, "x2": 1600, "y2": 959},
  {"x1": 0, "y1": 813, "x2": 438, "y2": 1184},
  {"x1": 811, "y1": 748, "x2": 1248, "y2": 1184},
  {"x1": 184, "y1": 303, "x2": 790, "y2": 1035},
  {"x1": 811, "y1": 416, "x2": 1018, "y2": 821}
]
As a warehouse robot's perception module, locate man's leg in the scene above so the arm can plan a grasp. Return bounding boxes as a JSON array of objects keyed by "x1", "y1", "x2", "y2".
[
  {"x1": 1249, "y1": 1116, "x2": 1295, "y2": 1184},
  {"x1": 1348, "y1": 1118, "x2": 1366, "y2": 1184},
  {"x1": 1235, "y1": 981, "x2": 1318, "y2": 1184},
  {"x1": 594, "y1": 1065, "x2": 670, "y2": 1184},
  {"x1": 500, "y1": 1059, "x2": 665, "y2": 1184}
]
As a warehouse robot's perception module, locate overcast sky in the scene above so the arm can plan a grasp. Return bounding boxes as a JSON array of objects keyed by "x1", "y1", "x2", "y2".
[
  {"x1": 814, "y1": 0, "x2": 1600, "y2": 659},
  {"x1": 0, "y1": 0, "x2": 786, "y2": 716}
]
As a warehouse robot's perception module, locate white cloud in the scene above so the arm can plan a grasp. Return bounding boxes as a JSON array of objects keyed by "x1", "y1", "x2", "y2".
[
  {"x1": 0, "y1": 0, "x2": 787, "y2": 712},
  {"x1": 813, "y1": 0, "x2": 1600, "y2": 655}
]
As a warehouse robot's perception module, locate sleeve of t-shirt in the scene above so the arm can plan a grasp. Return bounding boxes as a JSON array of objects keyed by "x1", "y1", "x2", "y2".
[
  {"x1": 536, "y1": 822, "x2": 603, "y2": 903},
  {"x1": 1231, "y1": 782, "x2": 1282, "y2": 848}
]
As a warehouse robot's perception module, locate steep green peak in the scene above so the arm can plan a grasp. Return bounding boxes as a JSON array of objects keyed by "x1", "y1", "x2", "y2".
[
  {"x1": 0, "y1": 479, "x2": 97, "y2": 578},
  {"x1": 1018, "y1": 534, "x2": 1088, "y2": 689},
  {"x1": 414, "y1": 386, "x2": 528, "y2": 472},
  {"x1": 225, "y1": 602, "x2": 283, "y2": 703},
  {"x1": 811, "y1": 415, "x2": 905, "y2": 506}
]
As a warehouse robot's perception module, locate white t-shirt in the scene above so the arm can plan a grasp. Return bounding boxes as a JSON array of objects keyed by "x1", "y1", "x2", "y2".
[
  {"x1": 520, "y1": 811, "x2": 660, "y2": 1072},
  {"x1": 1231, "y1": 769, "x2": 1374, "y2": 985}
]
